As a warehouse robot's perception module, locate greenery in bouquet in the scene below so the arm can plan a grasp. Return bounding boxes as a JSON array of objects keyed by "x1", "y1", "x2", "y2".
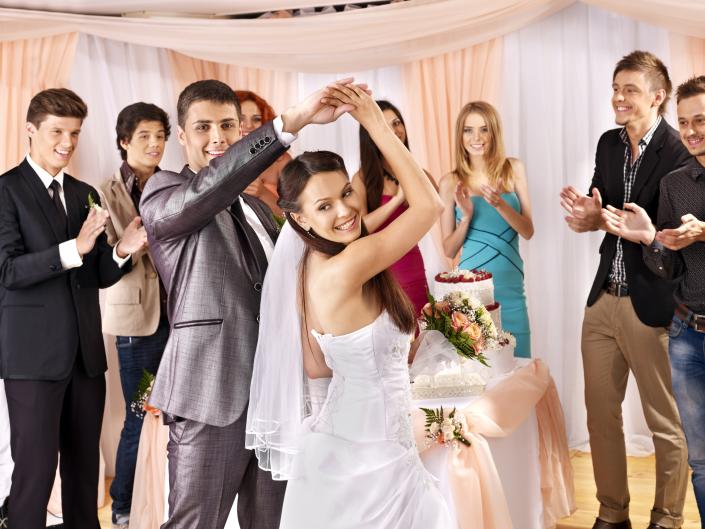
[
  {"x1": 420, "y1": 291, "x2": 497, "y2": 366},
  {"x1": 420, "y1": 406, "x2": 471, "y2": 447},
  {"x1": 130, "y1": 369, "x2": 160, "y2": 419}
]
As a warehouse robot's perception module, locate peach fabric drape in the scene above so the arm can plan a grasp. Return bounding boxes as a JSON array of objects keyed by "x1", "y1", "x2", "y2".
[
  {"x1": 0, "y1": 1, "x2": 570, "y2": 72},
  {"x1": 167, "y1": 50, "x2": 297, "y2": 125},
  {"x1": 402, "y1": 39, "x2": 503, "y2": 182},
  {"x1": 670, "y1": 34, "x2": 705, "y2": 89},
  {"x1": 129, "y1": 413, "x2": 169, "y2": 529},
  {"x1": 413, "y1": 360, "x2": 576, "y2": 529},
  {"x1": 0, "y1": 32, "x2": 77, "y2": 172}
]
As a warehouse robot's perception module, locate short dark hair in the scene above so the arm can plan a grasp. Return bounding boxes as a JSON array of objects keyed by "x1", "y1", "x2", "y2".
[
  {"x1": 115, "y1": 102, "x2": 171, "y2": 161},
  {"x1": 26, "y1": 88, "x2": 87, "y2": 127},
  {"x1": 177, "y1": 80, "x2": 241, "y2": 128},
  {"x1": 676, "y1": 75, "x2": 705, "y2": 104},
  {"x1": 613, "y1": 50, "x2": 672, "y2": 115}
]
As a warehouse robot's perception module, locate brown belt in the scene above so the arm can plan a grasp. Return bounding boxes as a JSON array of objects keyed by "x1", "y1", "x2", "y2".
[{"x1": 674, "y1": 304, "x2": 705, "y2": 333}]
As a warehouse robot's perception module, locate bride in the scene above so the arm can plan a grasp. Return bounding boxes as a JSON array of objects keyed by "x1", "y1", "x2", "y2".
[{"x1": 246, "y1": 84, "x2": 451, "y2": 528}]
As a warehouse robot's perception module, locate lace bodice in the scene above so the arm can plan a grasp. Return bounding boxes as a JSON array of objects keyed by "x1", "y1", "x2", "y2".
[{"x1": 310, "y1": 312, "x2": 415, "y2": 449}]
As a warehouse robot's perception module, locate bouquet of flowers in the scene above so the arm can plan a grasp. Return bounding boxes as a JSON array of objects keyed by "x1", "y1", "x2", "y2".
[
  {"x1": 130, "y1": 369, "x2": 160, "y2": 418},
  {"x1": 420, "y1": 406, "x2": 471, "y2": 447},
  {"x1": 420, "y1": 291, "x2": 497, "y2": 365}
]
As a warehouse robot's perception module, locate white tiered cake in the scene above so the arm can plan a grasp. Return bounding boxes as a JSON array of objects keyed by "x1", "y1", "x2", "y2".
[{"x1": 410, "y1": 269, "x2": 517, "y2": 400}]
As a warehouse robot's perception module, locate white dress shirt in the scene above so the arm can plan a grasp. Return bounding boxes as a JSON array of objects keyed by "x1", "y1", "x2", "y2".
[{"x1": 26, "y1": 154, "x2": 130, "y2": 270}]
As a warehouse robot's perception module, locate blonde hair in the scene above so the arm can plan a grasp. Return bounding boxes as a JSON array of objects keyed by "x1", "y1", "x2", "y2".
[{"x1": 453, "y1": 101, "x2": 514, "y2": 193}]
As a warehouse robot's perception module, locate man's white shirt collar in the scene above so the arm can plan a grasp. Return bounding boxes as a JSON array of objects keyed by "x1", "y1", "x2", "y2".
[{"x1": 26, "y1": 154, "x2": 65, "y2": 190}]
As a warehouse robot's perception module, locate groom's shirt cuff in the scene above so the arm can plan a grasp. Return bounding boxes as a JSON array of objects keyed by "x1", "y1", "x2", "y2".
[{"x1": 273, "y1": 116, "x2": 297, "y2": 147}]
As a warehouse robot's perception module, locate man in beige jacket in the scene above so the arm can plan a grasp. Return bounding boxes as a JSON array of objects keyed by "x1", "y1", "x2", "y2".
[{"x1": 99, "y1": 102, "x2": 171, "y2": 529}]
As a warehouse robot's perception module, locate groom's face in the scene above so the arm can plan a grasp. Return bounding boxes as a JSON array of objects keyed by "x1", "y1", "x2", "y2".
[{"x1": 178, "y1": 100, "x2": 241, "y2": 172}]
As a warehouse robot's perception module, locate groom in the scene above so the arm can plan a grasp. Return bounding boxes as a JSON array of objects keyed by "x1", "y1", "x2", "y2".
[{"x1": 139, "y1": 79, "x2": 356, "y2": 529}]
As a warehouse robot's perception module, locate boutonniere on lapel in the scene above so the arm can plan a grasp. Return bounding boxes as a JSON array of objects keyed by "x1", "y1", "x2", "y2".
[
  {"x1": 272, "y1": 213, "x2": 286, "y2": 231},
  {"x1": 86, "y1": 191, "x2": 104, "y2": 212}
]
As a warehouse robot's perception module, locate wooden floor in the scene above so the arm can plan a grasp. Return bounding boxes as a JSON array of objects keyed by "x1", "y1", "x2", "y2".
[
  {"x1": 96, "y1": 452, "x2": 701, "y2": 528},
  {"x1": 558, "y1": 452, "x2": 700, "y2": 529}
]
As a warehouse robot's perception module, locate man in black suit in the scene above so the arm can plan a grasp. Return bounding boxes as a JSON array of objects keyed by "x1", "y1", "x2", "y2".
[
  {"x1": 0, "y1": 88, "x2": 147, "y2": 529},
  {"x1": 560, "y1": 51, "x2": 689, "y2": 529}
]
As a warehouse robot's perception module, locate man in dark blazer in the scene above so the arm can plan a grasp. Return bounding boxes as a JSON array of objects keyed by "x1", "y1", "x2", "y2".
[
  {"x1": 139, "y1": 79, "x2": 356, "y2": 529},
  {"x1": 561, "y1": 52, "x2": 689, "y2": 529},
  {"x1": 0, "y1": 88, "x2": 147, "y2": 529}
]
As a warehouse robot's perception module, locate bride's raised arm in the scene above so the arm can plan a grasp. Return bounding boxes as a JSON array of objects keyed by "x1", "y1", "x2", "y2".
[{"x1": 324, "y1": 86, "x2": 443, "y2": 291}]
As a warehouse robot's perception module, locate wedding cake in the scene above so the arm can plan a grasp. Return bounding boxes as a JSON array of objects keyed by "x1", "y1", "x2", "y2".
[
  {"x1": 434, "y1": 270, "x2": 501, "y2": 331},
  {"x1": 410, "y1": 269, "x2": 517, "y2": 400}
]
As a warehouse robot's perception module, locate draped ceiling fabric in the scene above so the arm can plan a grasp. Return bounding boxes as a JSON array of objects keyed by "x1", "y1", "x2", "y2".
[
  {"x1": 1, "y1": 1, "x2": 705, "y2": 72},
  {"x1": 167, "y1": 51, "x2": 297, "y2": 128},
  {"x1": 0, "y1": 0, "x2": 573, "y2": 72},
  {"x1": 0, "y1": 32, "x2": 77, "y2": 171}
]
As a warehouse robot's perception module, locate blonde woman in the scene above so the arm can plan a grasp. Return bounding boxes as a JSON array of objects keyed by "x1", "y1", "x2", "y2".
[{"x1": 439, "y1": 101, "x2": 533, "y2": 356}]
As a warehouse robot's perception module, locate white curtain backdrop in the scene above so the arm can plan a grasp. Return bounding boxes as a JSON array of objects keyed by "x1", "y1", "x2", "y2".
[
  {"x1": 501, "y1": 1, "x2": 673, "y2": 454},
  {"x1": 67, "y1": 33, "x2": 184, "y2": 475}
]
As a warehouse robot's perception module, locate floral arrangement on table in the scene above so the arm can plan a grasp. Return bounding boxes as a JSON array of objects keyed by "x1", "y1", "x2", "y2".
[
  {"x1": 420, "y1": 291, "x2": 497, "y2": 365},
  {"x1": 130, "y1": 369, "x2": 160, "y2": 418},
  {"x1": 420, "y1": 406, "x2": 471, "y2": 447}
]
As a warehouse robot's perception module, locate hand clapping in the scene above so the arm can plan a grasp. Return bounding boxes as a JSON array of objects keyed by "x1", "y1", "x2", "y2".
[
  {"x1": 116, "y1": 216, "x2": 149, "y2": 258},
  {"x1": 560, "y1": 186, "x2": 602, "y2": 232},
  {"x1": 655, "y1": 213, "x2": 705, "y2": 250},
  {"x1": 76, "y1": 206, "x2": 110, "y2": 256}
]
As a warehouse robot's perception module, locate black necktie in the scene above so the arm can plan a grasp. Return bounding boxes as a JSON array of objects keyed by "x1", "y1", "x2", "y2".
[{"x1": 49, "y1": 179, "x2": 68, "y2": 238}]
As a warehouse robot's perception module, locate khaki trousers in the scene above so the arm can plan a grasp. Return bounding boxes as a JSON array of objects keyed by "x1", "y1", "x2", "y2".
[{"x1": 582, "y1": 292, "x2": 688, "y2": 527}]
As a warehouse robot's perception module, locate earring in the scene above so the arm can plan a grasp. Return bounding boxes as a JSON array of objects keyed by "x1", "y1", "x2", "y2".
[{"x1": 307, "y1": 228, "x2": 315, "y2": 238}]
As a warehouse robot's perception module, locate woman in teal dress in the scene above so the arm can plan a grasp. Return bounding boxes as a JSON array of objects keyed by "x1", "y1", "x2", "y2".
[{"x1": 439, "y1": 101, "x2": 534, "y2": 357}]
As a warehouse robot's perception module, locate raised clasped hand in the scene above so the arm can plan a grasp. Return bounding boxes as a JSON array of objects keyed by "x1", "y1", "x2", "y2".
[
  {"x1": 600, "y1": 202, "x2": 655, "y2": 244},
  {"x1": 116, "y1": 216, "x2": 149, "y2": 258},
  {"x1": 560, "y1": 186, "x2": 602, "y2": 232},
  {"x1": 281, "y1": 77, "x2": 373, "y2": 134},
  {"x1": 321, "y1": 82, "x2": 382, "y2": 132},
  {"x1": 76, "y1": 206, "x2": 110, "y2": 256},
  {"x1": 655, "y1": 213, "x2": 705, "y2": 250}
]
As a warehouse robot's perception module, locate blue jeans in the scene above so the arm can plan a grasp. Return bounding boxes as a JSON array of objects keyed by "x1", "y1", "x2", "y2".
[
  {"x1": 110, "y1": 318, "x2": 169, "y2": 518},
  {"x1": 668, "y1": 314, "x2": 705, "y2": 520}
]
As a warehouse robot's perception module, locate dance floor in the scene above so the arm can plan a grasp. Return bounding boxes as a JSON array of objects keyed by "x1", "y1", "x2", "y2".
[{"x1": 95, "y1": 452, "x2": 701, "y2": 528}]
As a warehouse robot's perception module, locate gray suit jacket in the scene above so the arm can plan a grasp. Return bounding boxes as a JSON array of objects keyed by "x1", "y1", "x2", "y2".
[{"x1": 140, "y1": 122, "x2": 286, "y2": 426}]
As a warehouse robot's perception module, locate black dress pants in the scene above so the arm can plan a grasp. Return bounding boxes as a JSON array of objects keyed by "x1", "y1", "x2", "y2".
[{"x1": 4, "y1": 361, "x2": 105, "y2": 529}]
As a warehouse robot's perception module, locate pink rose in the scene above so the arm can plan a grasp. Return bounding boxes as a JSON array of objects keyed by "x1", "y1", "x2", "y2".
[
  {"x1": 436, "y1": 301, "x2": 451, "y2": 315},
  {"x1": 451, "y1": 311, "x2": 470, "y2": 332},
  {"x1": 463, "y1": 322, "x2": 482, "y2": 341}
]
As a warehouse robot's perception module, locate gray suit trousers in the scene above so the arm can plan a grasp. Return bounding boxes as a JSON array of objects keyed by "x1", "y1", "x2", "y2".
[{"x1": 162, "y1": 411, "x2": 286, "y2": 529}]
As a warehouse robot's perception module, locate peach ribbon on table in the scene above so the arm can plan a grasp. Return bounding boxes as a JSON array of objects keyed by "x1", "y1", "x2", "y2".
[{"x1": 413, "y1": 359, "x2": 575, "y2": 529}]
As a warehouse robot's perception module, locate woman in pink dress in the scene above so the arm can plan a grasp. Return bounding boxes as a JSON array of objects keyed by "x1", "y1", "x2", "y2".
[{"x1": 351, "y1": 100, "x2": 436, "y2": 316}]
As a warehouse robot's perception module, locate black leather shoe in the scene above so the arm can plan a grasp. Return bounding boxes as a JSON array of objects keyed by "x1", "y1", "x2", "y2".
[
  {"x1": 0, "y1": 497, "x2": 8, "y2": 529},
  {"x1": 592, "y1": 518, "x2": 632, "y2": 529}
]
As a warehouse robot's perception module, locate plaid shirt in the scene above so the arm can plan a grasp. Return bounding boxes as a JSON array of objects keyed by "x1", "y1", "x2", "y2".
[{"x1": 609, "y1": 116, "x2": 662, "y2": 285}]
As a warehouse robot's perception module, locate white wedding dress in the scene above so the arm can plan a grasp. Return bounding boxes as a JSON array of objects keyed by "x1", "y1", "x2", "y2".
[{"x1": 279, "y1": 311, "x2": 452, "y2": 529}]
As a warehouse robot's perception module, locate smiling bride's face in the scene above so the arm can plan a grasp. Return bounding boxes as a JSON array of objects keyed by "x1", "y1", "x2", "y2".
[{"x1": 290, "y1": 170, "x2": 363, "y2": 245}]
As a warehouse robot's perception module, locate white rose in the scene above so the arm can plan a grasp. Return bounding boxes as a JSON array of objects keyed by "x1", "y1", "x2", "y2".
[
  {"x1": 429, "y1": 422, "x2": 440, "y2": 435},
  {"x1": 441, "y1": 422, "x2": 455, "y2": 438}
]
